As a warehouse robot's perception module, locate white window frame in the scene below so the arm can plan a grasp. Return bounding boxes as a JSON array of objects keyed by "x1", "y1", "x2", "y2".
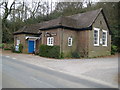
[
  {"x1": 68, "y1": 37, "x2": 73, "y2": 46},
  {"x1": 93, "y1": 27, "x2": 100, "y2": 46},
  {"x1": 47, "y1": 37, "x2": 54, "y2": 46},
  {"x1": 102, "y1": 30, "x2": 107, "y2": 46},
  {"x1": 16, "y1": 39, "x2": 20, "y2": 46}
]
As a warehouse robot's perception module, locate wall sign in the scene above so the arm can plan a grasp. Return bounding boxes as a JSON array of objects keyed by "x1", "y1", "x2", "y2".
[
  {"x1": 100, "y1": 38, "x2": 102, "y2": 45},
  {"x1": 51, "y1": 33, "x2": 57, "y2": 36},
  {"x1": 45, "y1": 32, "x2": 57, "y2": 37}
]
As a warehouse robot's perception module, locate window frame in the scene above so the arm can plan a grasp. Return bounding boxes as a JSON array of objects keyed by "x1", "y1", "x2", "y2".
[
  {"x1": 68, "y1": 37, "x2": 73, "y2": 46},
  {"x1": 16, "y1": 39, "x2": 20, "y2": 46},
  {"x1": 47, "y1": 37, "x2": 54, "y2": 46},
  {"x1": 93, "y1": 27, "x2": 100, "y2": 46},
  {"x1": 102, "y1": 30, "x2": 107, "y2": 46}
]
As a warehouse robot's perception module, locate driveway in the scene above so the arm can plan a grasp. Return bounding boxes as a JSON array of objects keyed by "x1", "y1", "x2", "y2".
[{"x1": 1, "y1": 49, "x2": 118, "y2": 88}]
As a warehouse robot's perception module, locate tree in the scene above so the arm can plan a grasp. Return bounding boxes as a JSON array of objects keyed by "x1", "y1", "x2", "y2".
[
  {"x1": 54, "y1": 2, "x2": 84, "y2": 16},
  {"x1": 1, "y1": 1, "x2": 15, "y2": 43},
  {"x1": 1, "y1": 1, "x2": 15, "y2": 23}
]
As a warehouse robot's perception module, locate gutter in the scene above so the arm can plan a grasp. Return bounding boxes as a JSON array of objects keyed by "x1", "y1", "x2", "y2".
[{"x1": 39, "y1": 25, "x2": 92, "y2": 31}]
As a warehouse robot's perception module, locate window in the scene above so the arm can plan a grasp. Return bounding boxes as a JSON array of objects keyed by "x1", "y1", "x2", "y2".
[
  {"x1": 47, "y1": 37, "x2": 54, "y2": 46},
  {"x1": 102, "y1": 30, "x2": 107, "y2": 46},
  {"x1": 93, "y1": 28, "x2": 100, "y2": 46},
  {"x1": 17, "y1": 40, "x2": 20, "y2": 45},
  {"x1": 68, "y1": 37, "x2": 72, "y2": 46}
]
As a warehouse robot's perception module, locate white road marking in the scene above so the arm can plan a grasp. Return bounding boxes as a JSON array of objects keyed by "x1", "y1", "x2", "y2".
[
  {"x1": 30, "y1": 76, "x2": 55, "y2": 87},
  {"x1": 5, "y1": 56, "x2": 17, "y2": 60},
  {"x1": 6, "y1": 56, "x2": 10, "y2": 58},
  {"x1": 12, "y1": 58, "x2": 16, "y2": 60}
]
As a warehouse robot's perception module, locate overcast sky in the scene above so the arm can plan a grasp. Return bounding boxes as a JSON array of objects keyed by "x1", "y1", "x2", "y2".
[{"x1": 4, "y1": 0, "x2": 120, "y2": 8}]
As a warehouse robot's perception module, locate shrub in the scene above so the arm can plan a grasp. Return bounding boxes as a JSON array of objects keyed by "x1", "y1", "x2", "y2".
[
  {"x1": 19, "y1": 44, "x2": 23, "y2": 53},
  {"x1": 39, "y1": 45, "x2": 48, "y2": 57},
  {"x1": 3, "y1": 43, "x2": 13, "y2": 50},
  {"x1": 60, "y1": 52, "x2": 64, "y2": 59},
  {"x1": 11, "y1": 45, "x2": 15, "y2": 52},
  {"x1": 111, "y1": 45, "x2": 118, "y2": 55},
  {"x1": 71, "y1": 51, "x2": 80, "y2": 58},
  {"x1": 4, "y1": 48, "x2": 11, "y2": 50},
  {"x1": 0, "y1": 44, "x2": 4, "y2": 48},
  {"x1": 39, "y1": 44, "x2": 60, "y2": 59},
  {"x1": 11, "y1": 44, "x2": 23, "y2": 53}
]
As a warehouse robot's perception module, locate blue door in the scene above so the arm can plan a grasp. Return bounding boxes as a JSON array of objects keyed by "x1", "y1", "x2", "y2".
[{"x1": 28, "y1": 40, "x2": 35, "y2": 53}]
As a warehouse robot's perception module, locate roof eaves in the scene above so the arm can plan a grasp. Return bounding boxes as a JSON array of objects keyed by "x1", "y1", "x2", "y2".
[
  {"x1": 101, "y1": 9, "x2": 112, "y2": 35},
  {"x1": 13, "y1": 32, "x2": 41, "y2": 35},
  {"x1": 88, "y1": 8, "x2": 103, "y2": 27},
  {"x1": 39, "y1": 25, "x2": 92, "y2": 31}
]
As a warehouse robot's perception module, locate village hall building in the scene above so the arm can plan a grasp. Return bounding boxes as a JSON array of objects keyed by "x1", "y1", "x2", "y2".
[{"x1": 13, "y1": 8, "x2": 111, "y2": 58}]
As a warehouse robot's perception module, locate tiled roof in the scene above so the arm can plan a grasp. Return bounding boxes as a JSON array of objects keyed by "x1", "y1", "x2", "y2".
[
  {"x1": 14, "y1": 8, "x2": 105, "y2": 34},
  {"x1": 14, "y1": 23, "x2": 42, "y2": 35}
]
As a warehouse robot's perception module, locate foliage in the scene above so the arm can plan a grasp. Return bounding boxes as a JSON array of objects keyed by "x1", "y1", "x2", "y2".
[
  {"x1": 55, "y1": 2, "x2": 84, "y2": 16},
  {"x1": 11, "y1": 45, "x2": 15, "y2": 52},
  {"x1": 39, "y1": 44, "x2": 60, "y2": 59},
  {"x1": 60, "y1": 52, "x2": 64, "y2": 59},
  {"x1": 3, "y1": 43, "x2": 13, "y2": 50},
  {"x1": 11, "y1": 44, "x2": 23, "y2": 53},
  {"x1": 111, "y1": 45, "x2": 118, "y2": 55},
  {"x1": 0, "y1": 44, "x2": 4, "y2": 48},
  {"x1": 19, "y1": 44, "x2": 23, "y2": 53},
  {"x1": 4, "y1": 48, "x2": 11, "y2": 50},
  {"x1": 1, "y1": 1, "x2": 119, "y2": 53},
  {"x1": 71, "y1": 51, "x2": 80, "y2": 58}
]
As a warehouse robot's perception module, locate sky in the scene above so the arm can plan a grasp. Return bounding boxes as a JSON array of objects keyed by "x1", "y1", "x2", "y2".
[
  {"x1": 6, "y1": 0, "x2": 120, "y2": 9},
  {"x1": 1, "y1": 0, "x2": 119, "y2": 18},
  {"x1": 7, "y1": 0, "x2": 56, "y2": 9}
]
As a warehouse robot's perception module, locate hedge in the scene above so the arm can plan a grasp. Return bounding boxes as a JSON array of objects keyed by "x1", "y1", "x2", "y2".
[
  {"x1": 111, "y1": 45, "x2": 118, "y2": 55},
  {"x1": 39, "y1": 44, "x2": 60, "y2": 59}
]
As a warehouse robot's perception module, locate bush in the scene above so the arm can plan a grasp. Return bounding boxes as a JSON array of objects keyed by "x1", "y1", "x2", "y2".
[
  {"x1": 11, "y1": 45, "x2": 15, "y2": 52},
  {"x1": 39, "y1": 44, "x2": 60, "y2": 59},
  {"x1": 11, "y1": 44, "x2": 23, "y2": 53},
  {"x1": 71, "y1": 51, "x2": 80, "y2": 58},
  {"x1": 0, "y1": 44, "x2": 4, "y2": 48},
  {"x1": 111, "y1": 45, "x2": 118, "y2": 55},
  {"x1": 3, "y1": 43, "x2": 13, "y2": 50},
  {"x1": 4, "y1": 48, "x2": 11, "y2": 50},
  {"x1": 19, "y1": 44, "x2": 23, "y2": 53},
  {"x1": 60, "y1": 52, "x2": 64, "y2": 59}
]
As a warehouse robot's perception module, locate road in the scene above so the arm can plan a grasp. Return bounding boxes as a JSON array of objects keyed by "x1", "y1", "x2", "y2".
[{"x1": 2, "y1": 55, "x2": 117, "y2": 88}]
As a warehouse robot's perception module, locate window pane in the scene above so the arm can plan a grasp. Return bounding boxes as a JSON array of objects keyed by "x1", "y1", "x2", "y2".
[
  {"x1": 49, "y1": 38, "x2": 50, "y2": 44},
  {"x1": 94, "y1": 30, "x2": 98, "y2": 45},
  {"x1": 47, "y1": 37, "x2": 54, "y2": 46},
  {"x1": 68, "y1": 37, "x2": 72, "y2": 46},
  {"x1": 51, "y1": 38, "x2": 53, "y2": 44},
  {"x1": 95, "y1": 38, "x2": 97, "y2": 40},
  {"x1": 102, "y1": 31, "x2": 107, "y2": 45},
  {"x1": 94, "y1": 41, "x2": 97, "y2": 44}
]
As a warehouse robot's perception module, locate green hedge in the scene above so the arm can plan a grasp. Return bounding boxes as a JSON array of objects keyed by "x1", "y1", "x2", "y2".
[
  {"x1": 39, "y1": 44, "x2": 60, "y2": 59},
  {"x1": 111, "y1": 45, "x2": 118, "y2": 55}
]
